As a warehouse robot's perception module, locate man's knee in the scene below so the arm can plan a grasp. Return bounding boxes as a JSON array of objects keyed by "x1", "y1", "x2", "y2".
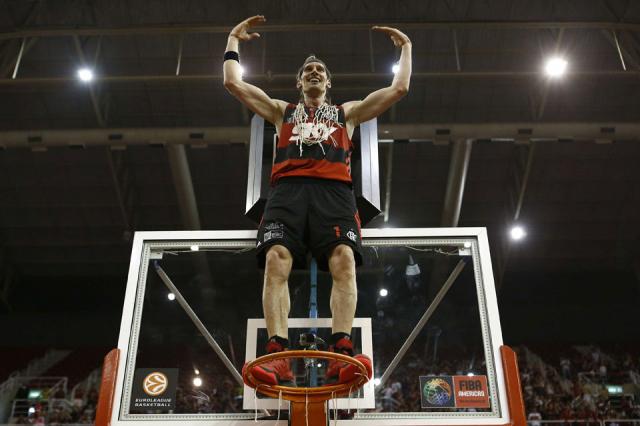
[
  {"x1": 265, "y1": 245, "x2": 293, "y2": 282},
  {"x1": 329, "y1": 244, "x2": 356, "y2": 282}
]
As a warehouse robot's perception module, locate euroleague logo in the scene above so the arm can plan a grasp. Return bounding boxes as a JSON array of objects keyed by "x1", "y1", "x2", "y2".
[{"x1": 143, "y1": 372, "x2": 168, "y2": 396}]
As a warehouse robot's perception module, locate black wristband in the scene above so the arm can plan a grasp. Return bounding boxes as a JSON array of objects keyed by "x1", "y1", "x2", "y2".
[{"x1": 224, "y1": 51, "x2": 239, "y2": 62}]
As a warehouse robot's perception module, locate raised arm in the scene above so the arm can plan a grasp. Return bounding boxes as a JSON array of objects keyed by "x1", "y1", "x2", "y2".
[
  {"x1": 343, "y1": 27, "x2": 412, "y2": 126},
  {"x1": 223, "y1": 16, "x2": 287, "y2": 127}
]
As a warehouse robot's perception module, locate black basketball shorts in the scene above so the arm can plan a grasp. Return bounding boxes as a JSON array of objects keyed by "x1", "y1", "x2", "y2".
[{"x1": 256, "y1": 177, "x2": 363, "y2": 271}]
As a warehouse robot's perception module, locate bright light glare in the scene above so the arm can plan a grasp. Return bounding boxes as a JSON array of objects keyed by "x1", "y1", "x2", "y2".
[
  {"x1": 379, "y1": 288, "x2": 388, "y2": 297},
  {"x1": 77, "y1": 67, "x2": 94, "y2": 82},
  {"x1": 391, "y1": 63, "x2": 400, "y2": 74},
  {"x1": 167, "y1": 293, "x2": 176, "y2": 301},
  {"x1": 190, "y1": 245, "x2": 199, "y2": 251},
  {"x1": 239, "y1": 66, "x2": 246, "y2": 77},
  {"x1": 194, "y1": 368, "x2": 200, "y2": 375},
  {"x1": 373, "y1": 378, "x2": 381, "y2": 386},
  {"x1": 317, "y1": 363, "x2": 322, "y2": 368},
  {"x1": 544, "y1": 57, "x2": 568, "y2": 78},
  {"x1": 28, "y1": 407, "x2": 36, "y2": 415},
  {"x1": 467, "y1": 372, "x2": 475, "y2": 376},
  {"x1": 463, "y1": 242, "x2": 472, "y2": 248},
  {"x1": 193, "y1": 377, "x2": 202, "y2": 387},
  {"x1": 510, "y1": 225, "x2": 527, "y2": 241}
]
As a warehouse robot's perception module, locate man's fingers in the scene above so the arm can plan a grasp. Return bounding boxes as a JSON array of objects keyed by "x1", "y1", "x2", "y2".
[
  {"x1": 246, "y1": 15, "x2": 266, "y2": 26},
  {"x1": 230, "y1": 16, "x2": 265, "y2": 41},
  {"x1": 372, "y1": 26, "x2": 411, "y2": 46},
  {"x1": 371, "y1": 25, "x2": 393, "y2": 34}
]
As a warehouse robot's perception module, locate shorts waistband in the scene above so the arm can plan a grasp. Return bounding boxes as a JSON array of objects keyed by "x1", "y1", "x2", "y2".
[{"x1": 276, "y1": 176, "x2": 353, "y2": 189}]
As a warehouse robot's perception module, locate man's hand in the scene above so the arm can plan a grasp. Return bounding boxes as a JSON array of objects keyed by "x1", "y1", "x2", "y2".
[
  {"x1": 230, "y1": 15, "x2": 266, "y2": 42},
  {"x1": 343, "y1": 26, "x2": 411, "y2": 128},
  {"x1": 372, "y1": 26, "x2": 411, "y2": 47}
]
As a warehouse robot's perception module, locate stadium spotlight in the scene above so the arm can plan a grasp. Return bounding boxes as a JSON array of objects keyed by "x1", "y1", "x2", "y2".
[
  {"x1": 510, "y1": 225, "x2": 527, "y2": 241},
  {"x1": 194, "y1": 368, "x2": 200, "y2": 375},
  {"x1": 544, "y1": 57, "x2": 568, "y2": 78},
  {"x1": 391, "y1": 62, "x2": 400, "y2": 74},
  {"x1": 167, "y1": 292, "x2": 176, "y2": 301},
  {"x1": 77, "y1": 67, "x2": 94, "y2": 82},
  {"x1": 193, "y1": 377, "x2": 203, "y2": 387},
  {"x1": 379, "y1": 288, "x2": 388, "y2": 297}
]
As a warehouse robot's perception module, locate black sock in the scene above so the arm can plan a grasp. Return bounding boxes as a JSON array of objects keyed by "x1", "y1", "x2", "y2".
[
  {"x1": 268, "y1": 335, "x2": 289, "y2": 350},
  {"x1": 330, "y1": 332, "x2": 352, "y2": 346}
]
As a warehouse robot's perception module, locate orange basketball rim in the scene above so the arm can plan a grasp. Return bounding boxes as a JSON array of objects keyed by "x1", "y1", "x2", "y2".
[{"x1": 243, "y1": 350, "x2": 370, "y2": 426}]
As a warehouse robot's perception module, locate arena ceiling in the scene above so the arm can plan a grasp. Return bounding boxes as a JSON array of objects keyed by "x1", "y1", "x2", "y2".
[{"x1": 0, "y1": 0, "x2": 639, "y2": 345}]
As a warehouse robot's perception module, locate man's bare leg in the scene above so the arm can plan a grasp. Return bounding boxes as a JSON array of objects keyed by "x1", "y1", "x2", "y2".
[
  {"x1": 263, "y1": 245, "x2": 293, "y2": 340},
  {"x1": 249, "y1": 244, "x2": 295, "y2": 386},
  {"x1": 326, "y1": 244, "x2": 372, "y2": 383},
  {"x1": 328, "y1": 244, "x2": 357, "y2": 335}
]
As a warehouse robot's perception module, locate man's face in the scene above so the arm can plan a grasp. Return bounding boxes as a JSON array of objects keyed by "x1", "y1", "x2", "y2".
[{"x1": 297, "y1": 62, "x2": 331, "y2": 96}]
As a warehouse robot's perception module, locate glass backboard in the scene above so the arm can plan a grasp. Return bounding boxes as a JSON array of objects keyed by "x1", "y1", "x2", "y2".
[{"x1": 108, "y1": 228, "x2": 510, "y2": 426}]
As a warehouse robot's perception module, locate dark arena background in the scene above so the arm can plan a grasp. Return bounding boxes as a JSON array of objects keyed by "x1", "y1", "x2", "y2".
[{"x1": 1, "y1": 1, "x2": 640, "y2": 425}]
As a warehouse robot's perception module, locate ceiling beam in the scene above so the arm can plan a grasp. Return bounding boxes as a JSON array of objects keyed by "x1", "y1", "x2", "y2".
[
  {"x1": 440, "y1": 139, "x2": 473, "y2": 227},
  {"x1": 2, "y1": 69, "x2": 640, "y2": 87},
  {"x1": 0, "y1": 37, "x2": 38, "y2": 78},
  {"x1": 382, "y1": 144, "x2": 393, "y2": 223},
  {"x1": 165, "y1": 144, "x2": 214, "y2": 292},
  {"x1": 1, "y1": 122, "x2": 637, "y2": 149},
  {"x1": 2, "y1": 21, "x2": 640, "y2": 41},
  {"x1": 166, "y1": 144, "x2": 202, "y2": 230},
  {"x1": 601, "y1": 29, "x2": 640, "y2": 70}
]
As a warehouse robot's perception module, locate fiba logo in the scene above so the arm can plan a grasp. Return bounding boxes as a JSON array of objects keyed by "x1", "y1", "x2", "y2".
[
  {"x1": 143, "y1": 372, "x2": 168, "y2": 396},
  {"x1": 423, "y1": 378, "x2": 452, "y2": 406}
]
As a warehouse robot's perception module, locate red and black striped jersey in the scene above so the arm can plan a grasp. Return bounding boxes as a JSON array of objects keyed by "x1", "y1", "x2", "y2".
[{"x1": 271, "y1": 103, "x2": 354, "y2": 185}]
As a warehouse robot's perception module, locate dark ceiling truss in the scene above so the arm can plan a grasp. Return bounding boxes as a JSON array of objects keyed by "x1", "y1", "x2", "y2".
[
  {"x1": 0, "y1": 20, "x2": 640, "y2": 87},
  {"x1": 3, "y1": 21, "x2": 640, "y2": 40},
  {"x1": 1, "y1": 122, "x2": 636, "y2": 150},
  {"x1": 2, "y1": 70, "x2": 640, "y2": 88},
  {"x1": 0, "y1": 13, "x2": 638, "y2": 298}
]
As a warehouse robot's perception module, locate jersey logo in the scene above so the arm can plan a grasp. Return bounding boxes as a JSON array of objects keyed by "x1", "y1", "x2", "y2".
[{"x1": 289, "y1": 122, "x2": 338, "y2": 144}]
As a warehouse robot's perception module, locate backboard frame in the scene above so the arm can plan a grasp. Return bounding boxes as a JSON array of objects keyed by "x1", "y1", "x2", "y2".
[{"x1": 107, "y1": 227, "x2": 512, "y2": 426}]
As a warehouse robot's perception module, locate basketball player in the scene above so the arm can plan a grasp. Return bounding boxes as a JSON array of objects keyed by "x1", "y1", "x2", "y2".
[{"x1": 224, "y1": 15, "x2": 411, "y2": 386}]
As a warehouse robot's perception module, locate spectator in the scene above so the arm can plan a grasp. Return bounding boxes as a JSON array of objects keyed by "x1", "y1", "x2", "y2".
[{"x1": 528, "y1": 409, "x2": 542, "y2": 426}]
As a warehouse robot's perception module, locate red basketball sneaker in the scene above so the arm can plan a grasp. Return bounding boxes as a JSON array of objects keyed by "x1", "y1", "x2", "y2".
[
  {"x1": 325, "y1": 337, "x2": 373, "y2": 385},
  {"x1": 243, "y1": 340, "x2": 295, "y2": 387}
]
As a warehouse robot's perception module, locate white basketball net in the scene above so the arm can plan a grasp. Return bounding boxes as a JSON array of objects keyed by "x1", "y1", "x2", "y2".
[{"x1": 291, "y1": 103, "x2": 341, "y2": 156}]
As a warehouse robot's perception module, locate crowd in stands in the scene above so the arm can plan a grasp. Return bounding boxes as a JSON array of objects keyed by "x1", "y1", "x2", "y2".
[
  {"x1": 517, "y1": 346, "x2": 640, "y2": 423},
  {"x1": 372, "y1": 348, "x2": 487, "y2": 413},
  {"x1": 4, "y1": 345, "x2": 639, "y2": 424},
  {"x1": 9, "y1": 387, "x2": 99, "y2": 425}
]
